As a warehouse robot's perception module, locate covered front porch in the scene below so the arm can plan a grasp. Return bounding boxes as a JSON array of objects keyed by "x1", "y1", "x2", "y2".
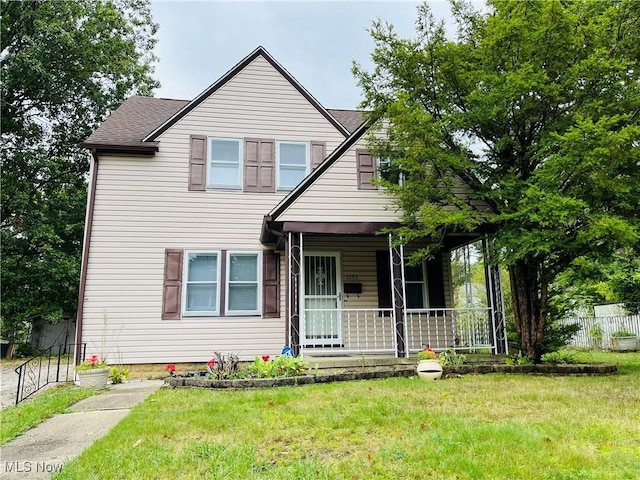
[{"x1": 271, "y1": 226, "x2": 507, "y2": 359}]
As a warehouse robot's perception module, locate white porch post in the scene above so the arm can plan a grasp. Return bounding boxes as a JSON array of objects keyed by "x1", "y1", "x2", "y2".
[
  {"x1": 483, "y1": 236, "x2": 508, "y2": 355},
  {"x1": 389, "y1": 234, "x2": 408, "y2": 358},
  {"x1": 287, "y1": 232, "x2": 302, "y2": 357}
]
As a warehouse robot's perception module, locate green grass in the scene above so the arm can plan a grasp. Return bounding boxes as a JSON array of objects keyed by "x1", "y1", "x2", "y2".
[
  {"x1": 1, "y1": 384, "x2": 99, "y2": 445},
  {"x1": 55, "y1": 353, "x2": 640, "y2": 479}
]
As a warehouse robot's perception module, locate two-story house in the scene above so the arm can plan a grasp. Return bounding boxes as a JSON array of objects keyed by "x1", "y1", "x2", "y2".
[{"x1": 78, "y1": 46, "x2": 506, "y2": 365}]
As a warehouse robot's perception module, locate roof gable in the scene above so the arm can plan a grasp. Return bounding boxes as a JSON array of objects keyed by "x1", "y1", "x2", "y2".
[
  {"x1": 143, "y1": 46, "x2": 351, "y2": 142},
  {"x1": 267, "y1": 118, "x2": 372, "y2": 220}
]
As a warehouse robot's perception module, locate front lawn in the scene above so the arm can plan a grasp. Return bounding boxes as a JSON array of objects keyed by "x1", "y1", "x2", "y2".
[{"x1": 55, "y1": 352, "x2": 640, "y2": 479}]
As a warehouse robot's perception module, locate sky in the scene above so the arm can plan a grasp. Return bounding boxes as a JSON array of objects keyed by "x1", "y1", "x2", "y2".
[{"x1": 150, "y1": 0, "x2": 463, "y2": 110}]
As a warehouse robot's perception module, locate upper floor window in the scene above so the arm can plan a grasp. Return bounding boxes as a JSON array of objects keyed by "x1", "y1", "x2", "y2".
[
  {"x1": 378, "y1": 157, "x2": 404, "y2": 186},
  {"x1": 277, "y1": 141, "x2": 308, "y2": 190},
  {"x1": 209, "y1": 138, "x2": 242, "y2": 189}
]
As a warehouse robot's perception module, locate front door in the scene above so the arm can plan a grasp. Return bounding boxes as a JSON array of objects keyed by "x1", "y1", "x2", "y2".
[{"x1": 303, "y1": 253, "x2": 342, "y2": 346}]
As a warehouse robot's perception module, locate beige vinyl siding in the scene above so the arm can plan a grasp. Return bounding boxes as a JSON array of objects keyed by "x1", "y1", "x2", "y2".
[
  {"x1": 278, "y1": 138, "x2": 402, "y2": 222},
  {"x1": 82, "y1": 56, "x2": 345, "y2": 364}
]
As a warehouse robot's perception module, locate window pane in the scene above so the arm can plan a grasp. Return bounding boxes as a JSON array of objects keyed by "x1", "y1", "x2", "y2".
[
  {"x1": 404, "y1": 264, "x2": 424, "y2": 282},
  {"x1": 406, "y1": 284, "x2": 425, "y2": 309},
  {"x1": 211, "y1": 140, "x2": 239, "y2": 162},
  {"x1": 229, "y1": 255, "x2": 258, "y2": 281},
  {"x1": 280, "y1": 143, "x2": 306, "y2": 165},
  {"x1": 211, "y1": 164, "x2": 239, "y2": 186},
  {"x1": 280, "y1": 166, "x2": 306, "y2": 188},
  {"x1": 188, "y1": 254, "x2": 217, "y2": 281},
  {"x1": 186, "y1": 284, "x2": 217, "y2": 311},
  {"x1": 228, "y1": 285, "x2": 257, "y2": 311}
]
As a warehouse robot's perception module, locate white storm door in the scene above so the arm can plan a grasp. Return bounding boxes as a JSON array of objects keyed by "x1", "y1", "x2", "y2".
[{"x1": 303, "y1": 253, "x2": 342, "y2": 346}]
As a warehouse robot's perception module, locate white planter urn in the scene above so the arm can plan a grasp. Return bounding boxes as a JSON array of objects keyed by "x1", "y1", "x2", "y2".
[
  {"x1": 76, "y1": 367, "x2": 110, "y2": 389},
  {"x1": 417, "y1": 359, "x2": 443, "y2": 381}
]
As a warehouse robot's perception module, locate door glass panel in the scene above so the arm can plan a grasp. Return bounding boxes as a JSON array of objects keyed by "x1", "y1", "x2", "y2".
[{"x1": 305, "y1": 256, "x2": 337, "y2": 296}]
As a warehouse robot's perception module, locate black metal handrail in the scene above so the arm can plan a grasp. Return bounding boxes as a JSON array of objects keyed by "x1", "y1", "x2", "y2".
[{"x1": 14, "y1": 343, "x2": 87, "y2": 405}]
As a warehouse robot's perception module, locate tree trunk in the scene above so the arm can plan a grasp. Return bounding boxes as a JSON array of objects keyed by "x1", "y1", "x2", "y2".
[{"x1": 508, "y1": 257, "x2": 549, "y2": 363}]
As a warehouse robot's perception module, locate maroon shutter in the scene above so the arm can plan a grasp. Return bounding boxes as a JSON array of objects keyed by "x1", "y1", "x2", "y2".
[
  {"x1": 311, "y1": 141, "x2": 326, "y2": 170},
  {"x1": 262, "y1": 251, "x2": 280, "y2": 318},
  {"x1": 189, "y1": 136, "x2": 207, "y2": 191},
  {"x1": 162, "y1": 249, "x2": 183, "y2": 320},
  {"x1": 244, "y1": 138, "x2": 275, "y2": 193},
  {"x1": 427, "y1": 254, "x2": 446, "y2": 308},
  {"x1": 356, "y1": 149, "x2": 376, "y2": 190}
]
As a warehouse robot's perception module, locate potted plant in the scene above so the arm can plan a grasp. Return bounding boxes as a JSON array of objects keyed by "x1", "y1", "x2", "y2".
[
  {"x1": 416, "y1": 347, "x2": 443, "y2": 381},
  {"x1": 75, "y1": 354, "x2": 110, "y2": 388},
  {"x1": 610, "y1": 331, "x2": 638, "y2": 351}
]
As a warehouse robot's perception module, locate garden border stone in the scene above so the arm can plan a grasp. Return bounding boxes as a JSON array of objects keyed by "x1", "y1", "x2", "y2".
[{"x1": 164, "y1": 362, "x2": 617, "y2": 390}]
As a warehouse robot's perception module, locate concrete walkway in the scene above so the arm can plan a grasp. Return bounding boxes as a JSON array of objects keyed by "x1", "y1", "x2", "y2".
[{"x1": 1, "y1": 380, "x2": 163, "y2": 479}]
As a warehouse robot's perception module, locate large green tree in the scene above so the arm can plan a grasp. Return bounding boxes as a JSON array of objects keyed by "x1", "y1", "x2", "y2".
[
  {"x1": 354, "y1": 0, "x2": 640, "y2": 361},
  {"x1": 1, "y1": 0, "x2": 158, "y2": 343}
]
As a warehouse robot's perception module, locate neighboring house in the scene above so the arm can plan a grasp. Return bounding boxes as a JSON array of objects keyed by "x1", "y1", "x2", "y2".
[{"x1": 78, "y1": 46, "x2": 506, "y2": 365}]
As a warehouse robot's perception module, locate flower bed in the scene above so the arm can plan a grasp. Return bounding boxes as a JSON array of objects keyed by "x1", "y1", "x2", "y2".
[{"x1": 164, "y1": 362, "x2": 618, "y2": 390}]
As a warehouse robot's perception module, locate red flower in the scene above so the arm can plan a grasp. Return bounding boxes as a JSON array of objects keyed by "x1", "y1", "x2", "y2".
[
  {"x1": 88, "y1": 354, "x2": 100, "y2": 365},
  {"x1": 261, "y1": 355, "x2": 270, "y2": 362},
  {"x1": 207, "y1": 358, "x2": 216, "y2": 369},
  {"x1": 165, "y1": 363, "x2": 176, "y2": 373}
]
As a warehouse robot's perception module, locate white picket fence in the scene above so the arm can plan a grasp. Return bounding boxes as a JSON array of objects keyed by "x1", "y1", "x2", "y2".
[{"x1": 559, "y1": 315, "x2": 640, "y2": 350}]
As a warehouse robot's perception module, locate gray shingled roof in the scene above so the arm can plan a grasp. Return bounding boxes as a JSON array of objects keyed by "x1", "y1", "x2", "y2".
[
  {"x1": 83, "y1": 96, "x2": 188, "y2": 149},
  {"x1": 84, "y1": 97, "x2": 366, "y2": 151},
  {"x1": 327, "y1": 109, "x2": 366, "y2": 133}
]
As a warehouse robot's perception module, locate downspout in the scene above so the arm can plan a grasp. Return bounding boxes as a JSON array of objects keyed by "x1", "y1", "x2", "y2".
[{"x1": 74, "y1": 149, "x2": 99, "y2": 364}]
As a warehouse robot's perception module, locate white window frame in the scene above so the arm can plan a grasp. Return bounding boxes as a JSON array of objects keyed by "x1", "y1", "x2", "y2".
[
  {"x1": 276, "y1": 140, "x2": 309, "y2": 190},
  {"x1": 404, "y1": 260, "x2": 429, "y2": 309},
  {"x1": 208, "y1": 137, "x2": 243, "y2": 189},
  {"x1": 183, "y1": 250, "x2": 222, "y2": 316},
  {"x1": 225, "y1": 250, "x2": 262, "y2": 316},
  {"x1": 377, "y1": 157, "x2": 404, "y2": 186}
]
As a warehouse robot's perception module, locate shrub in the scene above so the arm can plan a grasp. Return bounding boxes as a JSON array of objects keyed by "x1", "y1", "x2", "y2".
[
  {"x1": 540, "y1": 351, "x2": 578, "y2": 364},
  {"x1": 540, "y1": 322, "x2": 581, "y2": 354},
  {"x1": 438, "y1": 348, "x2": 468, "y2": 366}
]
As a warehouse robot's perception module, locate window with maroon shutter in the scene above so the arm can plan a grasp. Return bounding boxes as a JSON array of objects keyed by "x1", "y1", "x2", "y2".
[
  {"x1": 356, "y1": 149, "x2": 376, "y2": 189},
  {"x1": 162, "y1": 249, "x2": 183, "y2": 320},
  {"x1": 310, "y1": 141, "x2": 326, "y2": 170},
  {"x1": 262, "y1": 251, "x2": 280, "y2": 318},
  {"x1": 189, "y1": 136, "x2": 207, "y2": 191},
  {"x1": 244, "y1": 138, "x2": 275, "y2": 192}
]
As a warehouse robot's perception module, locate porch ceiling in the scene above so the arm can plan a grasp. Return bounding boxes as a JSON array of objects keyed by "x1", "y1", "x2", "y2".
[{"x1": 260, "y1": 217, "x2": 493, "y2": 252}]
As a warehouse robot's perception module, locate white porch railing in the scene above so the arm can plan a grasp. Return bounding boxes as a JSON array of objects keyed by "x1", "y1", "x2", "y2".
[
  {"x1": 406, "y1": 308, "x2": 493, "y2": 352},
  {"x1": 299, "y1": 307, "x2": 493, "y2": 357},
  {"x1": 300, "y1": 308, "x2": 396, "y2": 356}
]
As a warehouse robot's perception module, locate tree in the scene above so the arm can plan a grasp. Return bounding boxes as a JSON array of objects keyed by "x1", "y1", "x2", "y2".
[
  {"x1": 551, "y1": 247, "x2": 640, "y2": 316},
  {"x1": 354, "y1": 0, "x2": 640, "y2": 361},
  {"x1": 1, "y1": 0, "x2": 158, "y2": 344}
]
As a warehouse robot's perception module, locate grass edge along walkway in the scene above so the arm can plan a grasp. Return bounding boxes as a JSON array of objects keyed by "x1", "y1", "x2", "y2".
[{"x1": 0, "y1": 384, "x2": 99, "y2": 445}]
